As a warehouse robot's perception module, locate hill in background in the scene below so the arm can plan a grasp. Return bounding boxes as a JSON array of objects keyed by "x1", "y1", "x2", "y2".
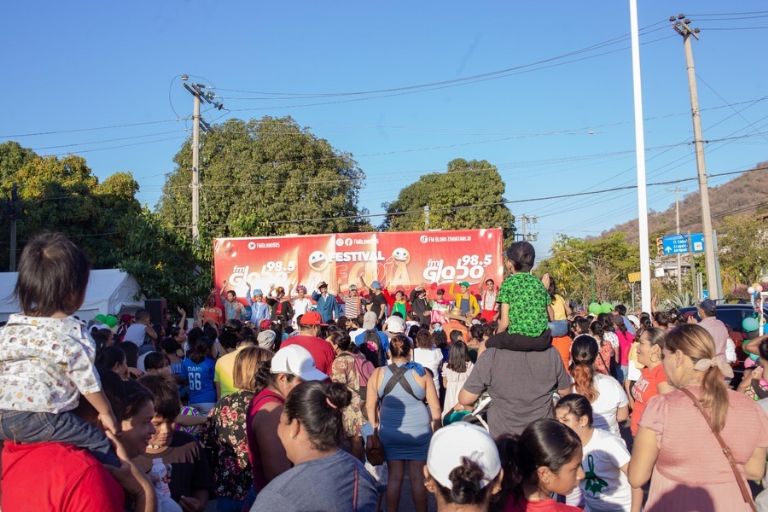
[{"x1": 602, "y1": 161, "x2": 768, "y2": 241}]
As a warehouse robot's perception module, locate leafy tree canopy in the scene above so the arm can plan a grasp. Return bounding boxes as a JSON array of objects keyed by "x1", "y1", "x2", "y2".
[
  {"x1": 157, "y1": 116, "x2": 372, "y2": 242},
  {"x1": 718, "y1": 213, "x2": 768, "y2": 288},
  {"x1": 0, "y1": 143, "x2": 141, "y2": 270},
  {"x1": 536, "y1": 232, "x2": 640, "y2": 306},
  {"x1": 380, "y1": 158, "x2": 514, "y2": 237}
]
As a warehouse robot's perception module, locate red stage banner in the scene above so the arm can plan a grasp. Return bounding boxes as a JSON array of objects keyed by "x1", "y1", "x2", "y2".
[{"x1": 213, "y1": 228, "x2": 503, "y2": 298}]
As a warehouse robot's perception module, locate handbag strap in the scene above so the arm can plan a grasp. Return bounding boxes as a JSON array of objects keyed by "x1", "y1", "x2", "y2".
[
  {"x1": 680, "y1": 387, "x2": 757, "y2": 511},
  {"x1": 352, "y1": 465, "x2": 359, "y2": 511}
]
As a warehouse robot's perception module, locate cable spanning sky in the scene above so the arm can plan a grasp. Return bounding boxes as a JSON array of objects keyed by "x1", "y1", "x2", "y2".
[{"x1": 2, "y1": 1, "x2": 767, "y2": 256}]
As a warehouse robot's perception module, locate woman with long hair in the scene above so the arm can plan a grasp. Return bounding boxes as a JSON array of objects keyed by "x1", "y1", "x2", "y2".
[
  {"x1": 629, "y1": 327, "x2": 672, "y2": 436},
  {"x1": 327, "y1": 330, "x2": 366, "y2": 461},
  {"x1": 441, "y1": 341, "x2": 474, "y2": 418},
  {"x1": 629, "y1": 324, "x2": 768, "y2": 511},
  {"x1": 366, "y1": 335, "x2": 442, "y2": 512},
  {"x1": 203, "y1": 346, "x2": 272, "y2": 512},
  {"x1": 555, "y1": 394, "x2": 634, "y2": 512},
  {"x1": 592, "y1": 313, "x2": 619, "y2": 377},
  {"x1": 570, "y1": 335, "x2": 629, "y2": 438},
  {"x1": 413, "y1": 329, "x2": 444, "y2": 394},
  {"x1": 495, "y1": 419, "x2": 584, "y2": 511}
]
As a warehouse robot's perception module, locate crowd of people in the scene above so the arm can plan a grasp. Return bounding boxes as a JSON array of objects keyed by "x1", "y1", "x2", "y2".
[{"x1": 0, "y1": 232, "x2": 767, "y2": 512}]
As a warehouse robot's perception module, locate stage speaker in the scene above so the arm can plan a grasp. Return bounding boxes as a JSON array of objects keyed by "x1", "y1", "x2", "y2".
[{"x1": 144, "y1": 298, "x2": 167, "y2": 327}]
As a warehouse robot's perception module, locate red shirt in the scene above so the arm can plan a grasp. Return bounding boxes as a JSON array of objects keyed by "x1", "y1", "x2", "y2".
[
  {"x1": 2, "y1": 441, "x2": 124, "y2": 512},
  {"x1": 630, "y1": 363, "x2": 667, "y2": 435},
  {"x1": 504, "y1": 497, "x2": 582, "y2": 511},
  {"x1": 281, "y1": 335, "x2": 336, "y2": 375},
  {"x1": 246, "y1": 388, "x2": 286, "y2": 491}
]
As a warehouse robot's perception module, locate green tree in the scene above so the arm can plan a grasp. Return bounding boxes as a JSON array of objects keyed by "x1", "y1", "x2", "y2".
[
  {"x1": 380, "y1": 158, "x2": 515, "y2": 237},
  {"x1": 718, "y1": 213, "x2": 768, "y2": 288},
  {"x1": 113, "y1": 209, "x2": 209, "y2": 308},
  {"x1": 0, "y1": 144, "x2": 141, "y2": 270},
  {"x1": 537, "y1": 232, "x2": 640, "y2": 306},
  {"x1": 157, "y1": 116, "x2": 371, "y2": 240}
]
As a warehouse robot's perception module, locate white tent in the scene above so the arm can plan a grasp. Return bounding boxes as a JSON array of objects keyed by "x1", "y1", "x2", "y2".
[{"x1": 0, "y1": 269, "x2": 144, "y2": 323}]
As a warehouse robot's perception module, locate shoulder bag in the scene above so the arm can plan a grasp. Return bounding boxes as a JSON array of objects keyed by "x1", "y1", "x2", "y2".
[{"x1": 680, "y1": 387, "x2": 757, "y2": 512}]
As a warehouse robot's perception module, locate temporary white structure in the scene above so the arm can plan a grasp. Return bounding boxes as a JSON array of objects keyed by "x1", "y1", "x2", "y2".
[{"x1": 0, "y1": 269, "x2": 143, "y2": 323}]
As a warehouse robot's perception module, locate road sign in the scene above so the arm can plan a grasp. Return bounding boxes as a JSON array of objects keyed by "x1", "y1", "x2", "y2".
[
  {"x1": 690, "y1": 232, "x2": 704, "y2": 253},
  {"x1": 628, "y1": 271, "x2": 641, "y2": 283},
  {"x1": 661, "y1": 232, "x2": 705, "y2": 255},
  {"x1": 662, "y1": 234, "x2": 689, "y2": 255},
  {"x1": 702, "y1": 289, "x2": 709, "y2": 299}
]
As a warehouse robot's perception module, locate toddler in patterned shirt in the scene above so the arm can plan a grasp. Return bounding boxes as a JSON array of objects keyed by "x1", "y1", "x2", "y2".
[{"x1": 0, "y1": 232, "x2": 119, "y2": 465}]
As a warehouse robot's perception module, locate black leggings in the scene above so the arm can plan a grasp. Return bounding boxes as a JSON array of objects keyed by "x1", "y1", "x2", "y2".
[{"x1": 485, "y1": 329, "x2": 552, "y2": 351}]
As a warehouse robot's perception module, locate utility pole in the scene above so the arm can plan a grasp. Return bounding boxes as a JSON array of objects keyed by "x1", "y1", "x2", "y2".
[
  {"x1": 668, "y1": 186, "x2": 686, "y2": 293},
  {"x1": 629, "y1": 0, "x2": 652, "y2": 313},
  {"x1": 672, "y1": 14, "x2": 719, "y2": 300},
  {"x1": 191, "y1": 91, "x2": 200, "y2": 241},
  {"x1": 182, "y1": 75, "x2": 224, "y2": 242},
  {"x1": 424, "y1": 205, "x2": 430, "y2": 230},
  {"x1": 6, "y1": 184, "x2": 19, "y2": 271},
  {"x1": 515, "y1": 214, "x2": 538, "y2": 242}
]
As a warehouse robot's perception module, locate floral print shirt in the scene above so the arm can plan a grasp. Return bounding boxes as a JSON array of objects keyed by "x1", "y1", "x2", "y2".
[
  {"x1": 0, "y1": 314, "x2": 101, "y2": 413},
  {"x1": 201, "y1": 390, "x2": 254, "y2": 501},
  {"x1": 331, "y1": 352, "x2": 364, "y2": 437}
]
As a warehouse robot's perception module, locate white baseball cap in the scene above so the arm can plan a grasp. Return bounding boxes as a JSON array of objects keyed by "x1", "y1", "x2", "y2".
[
  {"x1": 427, "y1": 423, "x2": 501, "y2": 490},
  {"x1": 385, "y1": 315, "x2": 405, "y2": 334},
  {"x1": 270, "y1": 345, "x2": 327, "y2": 381}
]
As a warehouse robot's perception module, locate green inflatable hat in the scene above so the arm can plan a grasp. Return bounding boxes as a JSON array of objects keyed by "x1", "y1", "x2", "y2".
[
  {"x1": 104, "y1": 315, "x2": 118, "y2": 328},
  {"x1": 588, "y1": 302, "x2": 601, "y2": 315},
  {"x1": 600, "y1": 302, "x2": 614, "y2": 314},
  {"x1": 94, "y1": 314, "x2": 107, "y2": 324},
  {"x1": 743, "y1": 316, "x2": 760, "y2": 333}
]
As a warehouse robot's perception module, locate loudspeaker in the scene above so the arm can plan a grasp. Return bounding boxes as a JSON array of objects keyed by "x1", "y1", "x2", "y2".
[{"x1": 144, "y1": 298, "x2": 167, "y2": 327}]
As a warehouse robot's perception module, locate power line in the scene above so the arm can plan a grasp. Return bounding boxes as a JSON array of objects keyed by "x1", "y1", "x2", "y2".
[
  {"x1": 29, "y1": 129, "x2": 188, "y2": 151},
  {"x1": 0, "y1": 118, "x2": 185, "y2": 138},
  {"x1": 172, "y1": 167, "x2": 765, "y2": 229},
  {"x1": 215, "y1": 22, "x2": 667, "y2": 100},
  {"x1": 47, "y1": 135, "x2": 187, "y2": 156},
  {"x1": 220, "y1": 36, "x2": 675, "y2": 115}
]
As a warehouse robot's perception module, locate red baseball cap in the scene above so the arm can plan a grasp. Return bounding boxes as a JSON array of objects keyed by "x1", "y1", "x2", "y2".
[
  {"x1": 259, "y1": 319, "x2": 273, "y2": 331},
  {"x1": 299, "y1": 311, "x2": 325, "y2": 326}
]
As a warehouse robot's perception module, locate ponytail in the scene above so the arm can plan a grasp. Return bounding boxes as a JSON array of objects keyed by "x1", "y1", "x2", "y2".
[
  {"x1": 570, "y1": 335, "x2": 599, "y2": 402},
  {"x1": 283, "y1": 381, "x2": 351, "y2": 451},
  {"x1": 665, "y1": 324, "x2": 729, "y2": 432}
]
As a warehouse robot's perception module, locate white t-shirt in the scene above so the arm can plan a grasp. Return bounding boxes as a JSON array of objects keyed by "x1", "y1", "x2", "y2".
[
  {"x1": 123, "y1": 323, "x2": 147, "y2": 346},
  {"x1": 567, "y1": 428, "x2": 632, "y2": 512},
  {"x1": 603, "y1": 331, "x2": 619, "y2": 351},
  {"x1": 292, "y1": 298, "x2": 313, "y2": 325},
  {"x1": 578, "y1": 373, "x2": 628, "y2": 437},
  {"x1": 413, "y1": 347, "x2": 443, "y2": 391}
]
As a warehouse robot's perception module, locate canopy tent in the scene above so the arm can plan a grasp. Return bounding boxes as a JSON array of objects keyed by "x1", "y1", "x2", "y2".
[{"x1": 0, "y1": 269, "x2": 143, "y2": 323}]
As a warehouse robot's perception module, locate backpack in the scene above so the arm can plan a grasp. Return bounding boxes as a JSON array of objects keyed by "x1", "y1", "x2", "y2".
[{"x1": 353, "y1": 353, "x2": 375, "y2": 388}]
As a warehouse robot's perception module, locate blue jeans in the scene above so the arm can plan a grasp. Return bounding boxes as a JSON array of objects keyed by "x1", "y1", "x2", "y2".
[
  {"x1": 216, "y1": 486, "x2": 256, "y2": 512},
  {"x1": 0, "y1": 410, "x2": 119, "y2": 466}
]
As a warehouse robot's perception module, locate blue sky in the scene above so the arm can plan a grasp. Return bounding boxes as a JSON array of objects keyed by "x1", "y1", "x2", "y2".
[{"x1": 2, "y1": 1, "x2": 767, "y2": 257}]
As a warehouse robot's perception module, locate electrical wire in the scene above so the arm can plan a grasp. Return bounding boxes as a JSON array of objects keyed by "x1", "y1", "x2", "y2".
[{"x1": 215, "y1": 22, "x2": 668, "y2": 99}]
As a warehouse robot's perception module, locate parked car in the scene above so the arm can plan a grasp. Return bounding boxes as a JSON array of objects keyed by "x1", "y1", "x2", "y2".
[{"x1": 679, "y1": 303, "x2": 768, "y2": 386}]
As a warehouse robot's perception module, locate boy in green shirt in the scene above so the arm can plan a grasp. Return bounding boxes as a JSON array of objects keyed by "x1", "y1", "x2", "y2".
[{"x1": 486, "y1": 241, "x2": 552, "y2": 351}]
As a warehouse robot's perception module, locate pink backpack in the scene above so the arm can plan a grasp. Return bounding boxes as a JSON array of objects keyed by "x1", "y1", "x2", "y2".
[{"x1": 352, "y1": 353, "x2": 374, "y2": 388}]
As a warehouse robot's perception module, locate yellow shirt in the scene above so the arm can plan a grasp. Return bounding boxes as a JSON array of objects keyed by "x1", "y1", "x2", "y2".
[
  {"x1": 214, "y1": 346, "x2": 246, "y2": 398},
  {"x1": 551, "y1": 294, "x2": 568, "y2": 321}
]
